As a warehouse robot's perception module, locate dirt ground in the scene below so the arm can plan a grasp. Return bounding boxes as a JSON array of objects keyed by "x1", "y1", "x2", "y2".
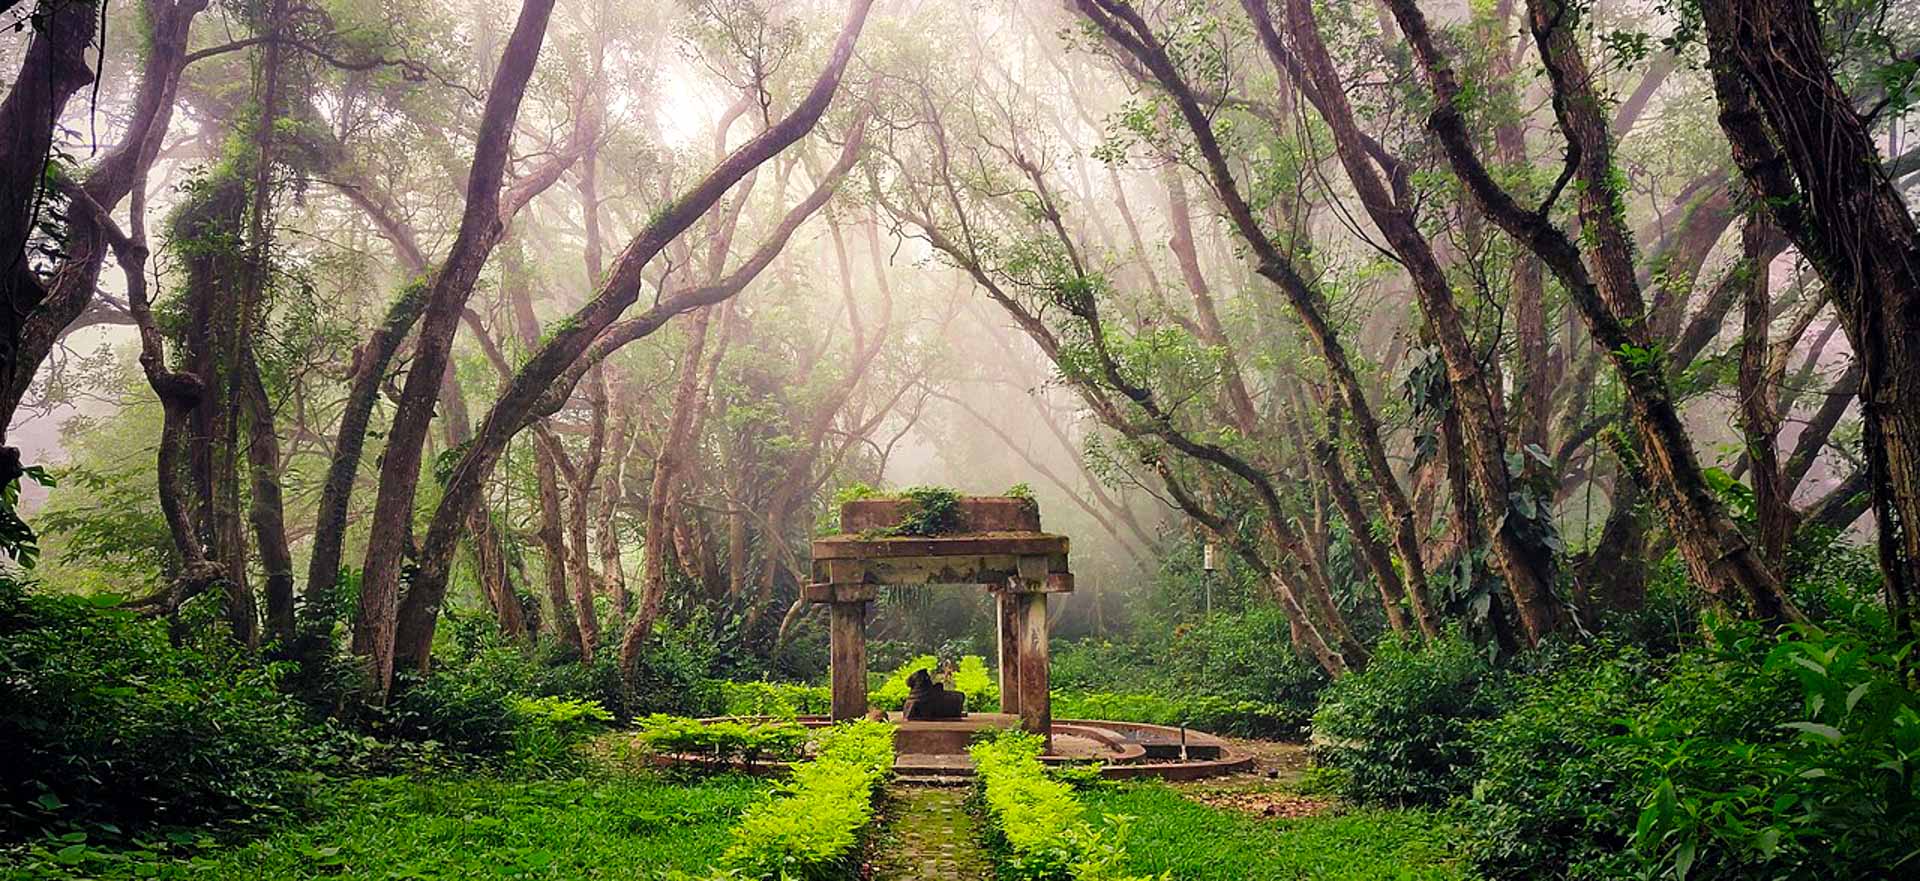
[{"x1": 1169, "y1": 738, "x2": 1336, "y2": 818}]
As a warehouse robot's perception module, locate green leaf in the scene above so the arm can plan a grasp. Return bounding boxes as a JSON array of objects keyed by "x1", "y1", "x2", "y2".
[
  {"x1": 1781, "y1": 721, "x2": 1843, "y2": 743},
  {"x1": 1673, "y1": 840, "x2": 1696, "y2": 880}
]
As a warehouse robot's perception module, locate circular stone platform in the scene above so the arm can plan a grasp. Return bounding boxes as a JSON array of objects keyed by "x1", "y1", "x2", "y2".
[{"x1": 666, "y1": 713, "x2": 1251, "y2": 781}]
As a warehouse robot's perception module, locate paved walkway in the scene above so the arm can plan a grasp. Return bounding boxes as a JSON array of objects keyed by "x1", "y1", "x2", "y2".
[{"x1": 870, "y1": 785, "x2": 993, "y2": 881}]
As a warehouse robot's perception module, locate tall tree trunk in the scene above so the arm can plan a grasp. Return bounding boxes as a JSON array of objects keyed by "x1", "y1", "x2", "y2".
[
  {"x1": 0, "y1": 0, "x2": 98, "y2": 436},
  {"x1": 391, "y1": 10, "x2": 875, "y2": 679},
  {"x1": 1739, "y1": 218, "x2": 1790, "y2": 569},
  {"x1": 351, "y1": 0, "x2": 560, "y2": 697},
  {"x1": 243, "y1": 359, "x2": 296, "y2": 644},
  {"x1": 532, "y1": 429, "x2": 584, "y2": 655},
  {"x1": 176, "y1": 171, "x2": 258, "y2": 647},
  {"x1": 1697, "y1": 0, "x2": 1920, "y2": 634},
  {"x1": 1381, "y1": 0, "x2": 1802, "y2": 623}
]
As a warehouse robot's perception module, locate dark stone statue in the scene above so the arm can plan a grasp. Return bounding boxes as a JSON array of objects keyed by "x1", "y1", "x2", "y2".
[{"x1": 901, "y1": 668, "x2": 967, "y2": 720}]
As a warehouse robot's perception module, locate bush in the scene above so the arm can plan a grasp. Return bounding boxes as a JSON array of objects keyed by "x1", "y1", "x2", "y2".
[
  {"x1": 703, "y1": 719, "x2": 895, "y2": 880},
  {"x1": 1050, "y1": 607, "x2": 1326, "y2": 738},
  {"x1": 0, "y1": 580, "x2": 340, "y2": 836},
  {"x1": 635, "y1": 715, "x2": 810, "y2": 765},
  {"x1": 506, "y1": 696, "x2": 614, "y2": 768},
  {"x1": 1310, "y1": 633, "x2": 1509, "y2": 806},
  {"x1": 1465, "y1": 620, "x2": 1920, "y2": 881},
  {"x1": 1463, "y1": 643, "x2": 1654, "y2": 879},
  {"x1": 717, "y1": 680, "x2": 831, "y2": 718},
  {"x1": 969, "y1": 730, "x2": 1163, "y2": 881},
  {"x1": 1051, "y1": 690, "x2": 1306, "y2": 738},
  {"x1": 1623, "y1": 622, "x2": 1920, "y2": 880}
]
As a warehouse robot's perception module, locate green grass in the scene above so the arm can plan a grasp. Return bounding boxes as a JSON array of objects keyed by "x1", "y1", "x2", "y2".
[
  {"x1": 1083, "y1": 782, "x2": 1479, "y2": 881},
  {"x1": 7, "y1": 773, "x2": 769, "y2": 880}
]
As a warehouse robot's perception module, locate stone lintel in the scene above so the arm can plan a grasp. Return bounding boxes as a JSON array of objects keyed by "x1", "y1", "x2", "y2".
[
  {"x1": 807, "y1": 551, "x2": 1071, "y2": 596},
  {"x1": 803, "y1": 583, "x2": 880, "y2": 604}
]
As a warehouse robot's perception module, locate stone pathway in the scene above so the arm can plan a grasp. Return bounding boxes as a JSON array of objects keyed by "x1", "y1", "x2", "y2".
[{"x1": 869, "y1": 785, "x2": 993, "y2": 881}]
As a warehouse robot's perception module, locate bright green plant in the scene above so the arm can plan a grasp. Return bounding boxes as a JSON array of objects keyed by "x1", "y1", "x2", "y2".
[
  {"x1": 705, "y1": 719, "x2": 895, "y2": 880},
  {"x1": 718, "y1": 680, "x2": 832, "y2": 718},
  {"x1": 969, "y1": 730, "x2": 1164, "y2": 881},
  {"x1": 634, "y1": 716, "x2": 809, "y2": 765},
  {"x1": 505, "y1": 696, "x2": 614, "y2": 768},
  {"x1": 955, "y1": 655, "x2": 999, "y2": 710}
]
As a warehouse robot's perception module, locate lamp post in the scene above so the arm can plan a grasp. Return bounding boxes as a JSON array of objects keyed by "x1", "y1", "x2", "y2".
[{"x1": 1201, "y1": 538, "x2": 1218, "y2": 616}]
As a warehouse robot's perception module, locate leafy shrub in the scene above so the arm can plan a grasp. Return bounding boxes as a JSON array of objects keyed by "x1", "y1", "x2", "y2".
[
  {"x1": 1463, "y1": 643, "x2": 1654, "y2": 879},
  {"x1": 704, "y1": 719, "x2": 895, "y2": 880},
  {"x1": 717, "y1": 680, "x2": 831, "y2": 718},
  {"x1": 635, "y1": 715, "x2": 810, "y2": 765},
  {"x1": 1051, "y1": 690, "x2": 1305, "y2": 738},
  {"x1": 955, "y1": 655, "x2": 998, "y2": 710},
  {"x1": 1465, "y1": 620, "x2": 1920, "y2": 881},
  {"x1": 1050, "y1": 607, "x2": 1325, "y2": 738},
  {"x1": 1624, "y1": 623, "x2": 1920, "y2": 880},
  {"x1": 0, "y1": 580, "x2": 340, "y2": 836},
  {"x1": 506, "y1": 696, "x2": 614, "y2": 768},
  {"x1": 887, "y1": 486, "x2": 963, "y2": 536},
  {"x1": 969, "y1": 730, "x2": 1163, "y2": 881},
  {"x1": 1310, "y1": 633, "x2": 1510, "y2": 806},
  {"x1": 386, "y1": 665, "x2": 520, "y2": 756}
]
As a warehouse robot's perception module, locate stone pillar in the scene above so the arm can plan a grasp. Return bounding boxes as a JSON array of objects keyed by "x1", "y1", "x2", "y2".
[
  {"x1": 1016, "y1": 591, "x2": 1051, "y2": 749},
  {"x1": 996, "y1": 589, "x2": 1021, "y2": 715},
  {"x1": 829, "y1": 600, "x2": 868, "y2": 720}
]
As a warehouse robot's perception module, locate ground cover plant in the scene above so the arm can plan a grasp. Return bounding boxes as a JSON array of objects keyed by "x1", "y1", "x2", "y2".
[
  {"x1": 1083, "y1": 782, "x2": 1475, "y2": 881},
  {"x1": 3, "y1": 774, "x2": 770, "y2": 880}
]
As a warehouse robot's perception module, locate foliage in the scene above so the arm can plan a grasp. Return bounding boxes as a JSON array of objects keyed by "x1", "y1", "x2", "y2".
[
  {"x1": 888, "y1": 485, "x2": 964, "y2": 536},
  {"x1": 504, "y1": 695, "x2": 615, "y2": 769},
  {"x1": 1310, "y1": 633, "x2": 1511, "y2": 806},
  {"x1": 1464, "y1": 620, "x2": 1920, "y2": 880},
  {"x1": 1050, "y1": 690, "x2": 1302, "y2": 739},
  {"x1": 1051, "y1": 605, "x2": 1327, "y2": 738},
  {"x1": 701, "y1": 719, "x2": 895, "y2": 880},
  {"x1": 1082, "y1": 782, "x2": 1477, "y2": 881},
  {"x1": 968, "y1": 730, "x2": 1161, "y2": 881},
  {"x1": 0, "y1": 465, "x2": 54, "y2": 571},
  {"x1": 717, "y1": 680, "x2": 832, "y2": 718},
  {"x1": 634, "y1": 715, "x2": 810, "y2": 765},
  {"x1": 0, "y1": 579, "x2": 341, "y2": 838},
  {"x1": 1462, "y1": 643, "x2": 1655, "y2": 879},
  {"x1": 2, "y1": 774, "x2": 768, "y2": 879},
  {"x1": 1623, "y1": 623, "x2": 1920, "y2": 880}
]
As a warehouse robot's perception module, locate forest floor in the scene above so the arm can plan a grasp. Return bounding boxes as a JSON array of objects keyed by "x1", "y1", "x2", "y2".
[{"x1": 6, "y1": 738, "x2": 1473, "y2": 880}]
